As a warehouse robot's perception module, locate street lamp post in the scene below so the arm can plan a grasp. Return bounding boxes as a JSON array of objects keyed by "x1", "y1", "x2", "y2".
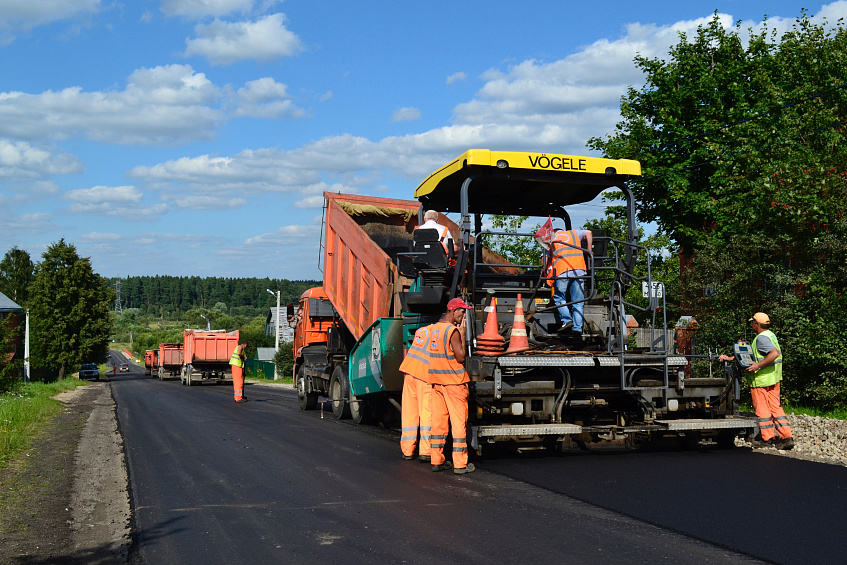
[
  {"x1": 199, "y1": 314, "x2": 210, "y2": 331},
  {"x1": 267, "y1": 289, "x2": 280, "y2": 380}
]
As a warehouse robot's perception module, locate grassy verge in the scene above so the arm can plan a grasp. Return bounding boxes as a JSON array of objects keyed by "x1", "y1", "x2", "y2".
[
  {"x1": 0, "y1": 379, "x2": 89, "y2": 470},
  {"x1": 248, "y1": 375, "x2": 294, "y2": 385}
]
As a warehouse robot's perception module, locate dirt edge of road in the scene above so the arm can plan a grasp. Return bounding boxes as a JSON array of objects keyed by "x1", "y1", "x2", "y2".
[{"x1": 0, "y1": 381, "x2": 131, "y2": 564}]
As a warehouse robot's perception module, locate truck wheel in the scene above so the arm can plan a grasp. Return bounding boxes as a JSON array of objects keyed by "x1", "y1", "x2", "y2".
[
  {"x1": 330, "y1": 366, "x2": 351, "y2": 420},
  {"x1": 297, "y1": 367, "x2": 318, "y2": 411},
  {"x1": 349, "y1": 392, "x2": 372, "y2": 425}
]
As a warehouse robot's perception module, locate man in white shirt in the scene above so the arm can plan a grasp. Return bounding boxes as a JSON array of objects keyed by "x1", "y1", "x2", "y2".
[{"x1": 419, "y1": 210, "x2": 453, "y2": 254}]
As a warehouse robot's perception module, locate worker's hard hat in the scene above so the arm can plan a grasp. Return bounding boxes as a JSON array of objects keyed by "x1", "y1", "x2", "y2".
[{"x1": 749, "y1": 312, "x2": 770, "y2": 324}]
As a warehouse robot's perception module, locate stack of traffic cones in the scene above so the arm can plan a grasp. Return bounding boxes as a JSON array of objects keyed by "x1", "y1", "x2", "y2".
[
  {"x1": 476, "y1": 296, "x2": 506, "y2": 356},
  {"x1": 505, "y1": 293, "x2": 531, "y2": 354}
]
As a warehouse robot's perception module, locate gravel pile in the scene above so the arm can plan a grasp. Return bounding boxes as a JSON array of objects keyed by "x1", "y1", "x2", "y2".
[{"x1": 738, "y1": 413, "x2": 847, "y2": 466}]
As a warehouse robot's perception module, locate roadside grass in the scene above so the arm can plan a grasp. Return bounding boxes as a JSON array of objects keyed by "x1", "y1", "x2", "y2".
[
  {"x1": 0, "y1": 379, "x2": 88, "y2": 470},
  {"x1": 248, "y1": 373, "x2": 293, "y2": 385}
]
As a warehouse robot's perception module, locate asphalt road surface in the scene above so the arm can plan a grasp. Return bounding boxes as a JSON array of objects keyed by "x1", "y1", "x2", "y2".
[{"x1": 110, "y1": 357, "x2": 845, "y2": 564}]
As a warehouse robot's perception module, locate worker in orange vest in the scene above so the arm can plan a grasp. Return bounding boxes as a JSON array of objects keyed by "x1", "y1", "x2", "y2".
[
  {"x1": 546, "y1": 227, "x2": 593, "y2": 335},
  {"x1": 229, "y1": 342, "x2": 248, "y2": 403},
  {"x1": 427, "y1": 297, "x2": 475, "y2": 475},
  {"x1": 399, "y1": 325, "x2": 433, "y2": 461}
]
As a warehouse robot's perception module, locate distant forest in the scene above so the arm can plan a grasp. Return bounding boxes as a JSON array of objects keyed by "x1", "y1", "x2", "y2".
[{"x1": 106, "y1": 276, "x2": 319, "y2": 316}]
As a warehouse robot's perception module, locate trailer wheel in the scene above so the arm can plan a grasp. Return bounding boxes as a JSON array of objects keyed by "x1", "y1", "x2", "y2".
[
  {"x1": 297, "y1": 367, "x2": 318, "y2": 411},
  {"x1": 330, "y1": 365, "x2": 351, "y2": 420}
]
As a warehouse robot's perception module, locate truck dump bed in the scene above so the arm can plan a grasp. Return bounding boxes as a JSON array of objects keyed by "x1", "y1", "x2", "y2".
[
  {"x1": 322, "y1": 192, "x2": 422, "y2": 341},
  {"x1": 158, "y1": 343, "x2": 183, "y2": 368},
  {"x1": 183, "y1": 330, "x2": 239, "y2": 365}
]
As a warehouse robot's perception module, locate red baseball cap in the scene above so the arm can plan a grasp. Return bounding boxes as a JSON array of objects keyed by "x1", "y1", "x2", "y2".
[{"x1": 447, "y1": 297, "x2": 471, "y2": 311}]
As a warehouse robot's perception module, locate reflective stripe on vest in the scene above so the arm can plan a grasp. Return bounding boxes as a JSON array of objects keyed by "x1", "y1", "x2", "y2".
[
  {"x1": 399, "y1": 326, "x2": 432, "y2": 382},
  {"x1": 750, "y1": 329, "x2": 782, "y2": 388},
  {"x1": 229, "y1": 350, "x2": 244, "y2": 368},
  {"x1": 551, "y1": 229, "x2": 586, "y2": 275},
  {"x1": 426, "y1": 322, "x2": 468, "y2": 385}
]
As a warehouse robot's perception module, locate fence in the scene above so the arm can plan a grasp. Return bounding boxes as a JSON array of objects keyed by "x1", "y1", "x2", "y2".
[{"x1": 245, "y1": 358, "x2": 275, "y2": 380}]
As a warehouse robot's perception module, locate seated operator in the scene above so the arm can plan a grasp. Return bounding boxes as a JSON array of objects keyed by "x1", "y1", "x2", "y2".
[{"x1": 418, "y1": 210, "x2": 457, "y2": 256}]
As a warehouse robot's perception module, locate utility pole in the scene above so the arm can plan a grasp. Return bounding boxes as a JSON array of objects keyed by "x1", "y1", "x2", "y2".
[{"x1": 267, "y1": 289, "x2": 280, "y2": 380}]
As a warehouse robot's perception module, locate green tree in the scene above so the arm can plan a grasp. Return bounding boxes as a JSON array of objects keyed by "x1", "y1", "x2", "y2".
[
  {"x1": 0, "y1": 247, "x2": 34, "y2": 306},
  {"x1": 273, "y1": 340, "x2": 295, "y2": 380},
  {"x1": 28, "y1": 239, "x2": 115, "y2": 379},
  {"x1": 0, "y1": 317, "x2": 22, "y2": 392},
  {"x1": 590, "y1": 13, "x2": 847, "y2": 408}
]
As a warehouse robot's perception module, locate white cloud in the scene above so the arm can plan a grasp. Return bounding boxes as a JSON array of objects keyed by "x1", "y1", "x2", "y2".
[
  {"x1": 391, "y1": 107, "x2": 421, "y2": 123},
  {"x1": 0, "y1": 140, "x2": 84, "y2": 180},
  {"x1": 0, "y1": 0, "x2": 100, "y2": 43},
  {"x1": 235, "y1": 77, "x2": 306, "y2": 118},
  {"x1": 0, "y1": 65, "x2": 223, "y2": 145},
  {"x1": 67, "y1": 202, "x2": 168, "y2": 218},
  {"x1": 64, "y1": 185, "x2": 142, "y2": 204},
  {"x1": 0, "y1": 212, "x2": 59, "y2": 235},
  {"x1": 183, "y1": 13, "x2": 303, "y2": 65},
  {"x1": 446, "y1": 72, "x2": 467, "y2": 85},
  {"x1": 320, "y1": 91, "x2": 333, "y2": 102},
  {"x1": 161, "y1": 0, "x2": 255, "y2": 18},
  {"x1": 170, "y1": 195, "x2": 248, "y2": 209}
]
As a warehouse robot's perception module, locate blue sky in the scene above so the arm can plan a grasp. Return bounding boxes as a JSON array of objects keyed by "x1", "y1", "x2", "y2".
[{"x1": 1, "y1": 0, "x2": 844, "y2": 280}]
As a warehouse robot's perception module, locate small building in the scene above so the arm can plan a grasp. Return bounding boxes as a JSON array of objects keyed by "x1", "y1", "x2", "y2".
[
  {"x1": 0, "y1": 291, "x2": 23, "y2": 361},
  {"x1": 266, "y1": 306, "x2": 296, "y2": 343}
]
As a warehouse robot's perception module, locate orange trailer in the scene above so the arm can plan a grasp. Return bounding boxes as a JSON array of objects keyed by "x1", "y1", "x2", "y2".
[
  {"x1": 144, "y1": 349, "x2": 159, "y2": 376},
  {"x1": 157, "y1": 342, "x2": 183, "y2": 380}
]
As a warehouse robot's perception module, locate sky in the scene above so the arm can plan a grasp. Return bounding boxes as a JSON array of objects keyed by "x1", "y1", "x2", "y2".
[{"x1": 1, "y1": 0, "x2": 845, "y2": 281}]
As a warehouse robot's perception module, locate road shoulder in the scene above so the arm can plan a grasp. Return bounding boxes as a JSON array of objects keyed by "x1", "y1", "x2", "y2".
[{"x1": 0, "y1": 381, "x2": 131, "y2": 564}]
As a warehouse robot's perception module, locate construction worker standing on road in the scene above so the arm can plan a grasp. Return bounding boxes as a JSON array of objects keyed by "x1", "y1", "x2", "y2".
[
  {"x1": 399, "y1": 325, "x2": 433, "y2": 462},
  {"x1": 428, "y1": 297, "x2": 475, "y2": 475},
  {"x1": 229, "y1": 342, "x2": 248, "y2": 403},
  {"x1": 720, "y1": 313, "x2": 794, "y2": 449}
]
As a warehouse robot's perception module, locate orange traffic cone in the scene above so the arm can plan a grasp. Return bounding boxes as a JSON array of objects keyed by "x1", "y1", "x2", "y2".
[
  {"x1": 476, "y1": 296, "x2": 506, "y2": 356},
  {"x1": 506, "y1": 293, "x2": 530, "y2": 354}
]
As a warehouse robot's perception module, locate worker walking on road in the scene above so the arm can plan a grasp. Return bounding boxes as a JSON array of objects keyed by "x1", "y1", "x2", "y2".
[
  {"x1": 399, "y1": 325, "x2": 433, "y2": 462},
  {"x1": 428, "y1": 297, "x2": 475, "y2": 475},
  {"x1": 230, "y1": 342, "x2": 248, "y2": 403},
  {"x1": 720, "y1": 313, "x2": 794, "y2": 449}
]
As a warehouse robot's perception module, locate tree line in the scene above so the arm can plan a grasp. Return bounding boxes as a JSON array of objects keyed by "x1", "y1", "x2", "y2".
[
  {"x1": 0, "y1": 242, "x2": 319, "y2": 391},
  {"x1": 108, "y1": 275, "x2": 317, "y2": 318}
]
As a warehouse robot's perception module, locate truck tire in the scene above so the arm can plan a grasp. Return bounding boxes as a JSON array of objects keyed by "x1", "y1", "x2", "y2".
[
  {"x1": 349, "y1": 392, "x2": 372, "y2": 425},
  {"x1": 330, "y1": 365, "x2": 351, "y2": 420},
  {"x1": 297, "y1": 367, "x2": 318, "y2": 411}
]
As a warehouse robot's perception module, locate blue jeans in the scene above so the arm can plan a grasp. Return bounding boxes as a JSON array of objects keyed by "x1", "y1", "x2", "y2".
[{"x1": 554, "y1": 277, "x2": 584, "y2": 332}]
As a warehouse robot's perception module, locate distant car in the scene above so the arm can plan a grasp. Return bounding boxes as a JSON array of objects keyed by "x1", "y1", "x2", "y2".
[
  {"x1": 79, "y1": 363, "x2": 100, "y2": 380},
  {"x1": 119, "y1": 364, "x2": 130, "y2": 373}
]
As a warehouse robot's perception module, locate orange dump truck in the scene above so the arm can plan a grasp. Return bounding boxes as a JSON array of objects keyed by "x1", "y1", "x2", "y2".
[
  {"x1": 293, "y1": 192, "x2": 440, "y2": 423},
  {"x1": 180, "y1": 329, "x2": 239, "y2": 387},
  {"x1": 157, "y1": 342, "x2": 183, "y2": 380},
  {"x1": 144, "y1": 349, "x2": 159, "y2": 376}
]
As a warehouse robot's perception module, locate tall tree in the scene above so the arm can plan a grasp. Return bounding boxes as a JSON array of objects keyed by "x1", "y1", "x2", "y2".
[
  {"x1": 28, "y1": 239, "x2": 115, "y2": 379},
  {"x1": 589, "y1": 13, "x2": 847, "y2": 407},
  {"x1": 0, "y1": 247, "x2": 34, "y2": 306}
]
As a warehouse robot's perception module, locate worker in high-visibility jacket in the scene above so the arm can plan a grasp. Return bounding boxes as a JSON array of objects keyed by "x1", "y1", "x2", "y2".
[
  {"x1": 720, "y1": 313, "x2": 794, "y2": 449},
  {"x1": 399, "y1": 325, "x2": 433, "y2": 461},
  {"x1": 229, "y1": 342, "x2": 248, "y2": 403},
  {"x1": 547, "y1": 227, "x2": 592, "y2": 335},
  {"x1": 427, "y1": 297, "x2": 475, "y2": 475}
]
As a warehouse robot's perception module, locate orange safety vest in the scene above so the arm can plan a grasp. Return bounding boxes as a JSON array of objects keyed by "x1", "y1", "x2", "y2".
[
  {"x1": 551, "y1": 229, "x2": 586, "y2": 276},
  {"x1": 416, "y1": 222, "x2": 451, "y2": 254},
  {"x1": 399, "y1": 326, "x2": 432, "y2": 383},
  {"x1": 425, "y1": 322, "x2": 468, "y2": 385}
]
